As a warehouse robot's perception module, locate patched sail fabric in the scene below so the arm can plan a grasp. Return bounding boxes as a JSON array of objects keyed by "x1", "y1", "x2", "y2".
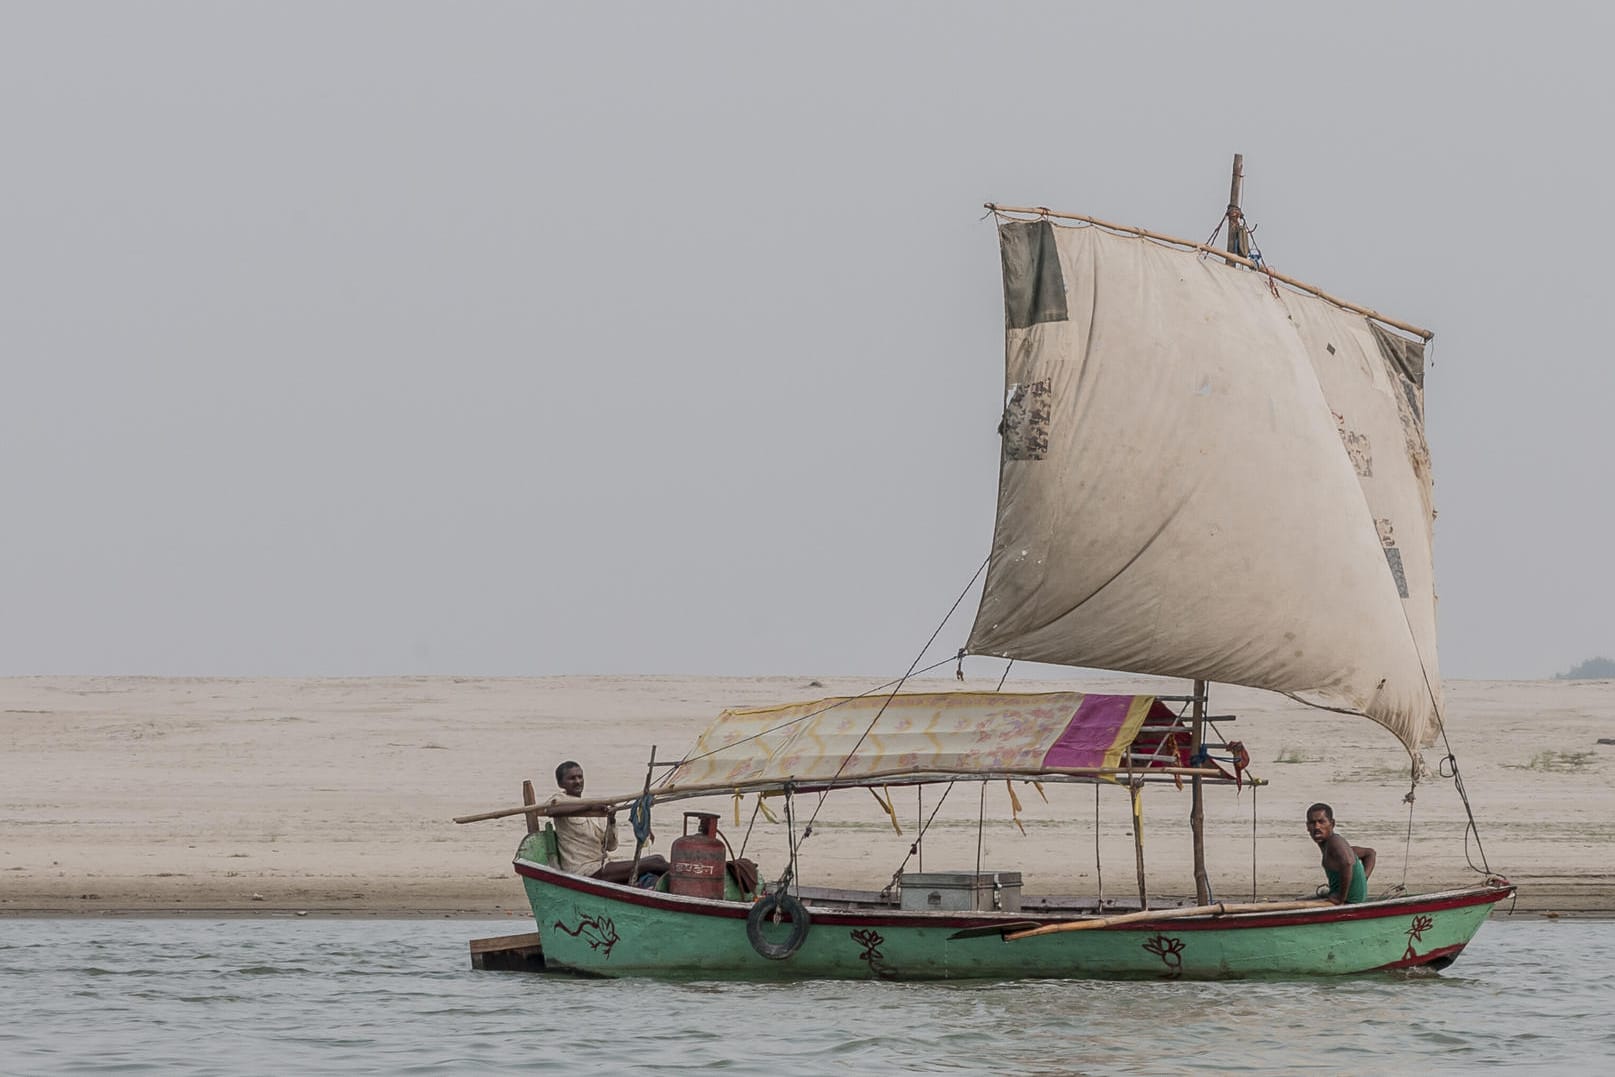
[{"x1": 967, "y1": 220, "x2": 1442, "y2": 752}]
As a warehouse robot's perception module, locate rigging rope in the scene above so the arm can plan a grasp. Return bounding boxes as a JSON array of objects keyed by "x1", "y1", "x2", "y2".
[
  {"x1": 1438, "y1": 724, "x2": 1495, "y2": 877},
  {"x1": 737, "y1": 794, "x2": 763, "y2": 859},
  {"x1": 768, "y1": 556, "x2": 991, "y2": 894},
  {"x1": 1401, "y1": 784, "x2": 1416, "y2": 890},
  {"x1": 796, "y1": 556, "x2": 991, "y2": 840},
  {"x1": 663, "y1": 653, "x2": 961, "y2": 777},
  {"x1": 879, "y1": 780, "x2": 956, "y2": 900}
]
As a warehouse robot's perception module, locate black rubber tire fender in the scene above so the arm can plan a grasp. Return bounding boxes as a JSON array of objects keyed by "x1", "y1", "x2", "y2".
[{"x1": 746, "y1": 892, "x2": 811, "y2": 960}]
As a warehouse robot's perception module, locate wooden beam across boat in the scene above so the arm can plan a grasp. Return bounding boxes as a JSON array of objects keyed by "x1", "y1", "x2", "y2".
[{"x1": 452, "y1": 765, "x2": 1230, "y2": 824}]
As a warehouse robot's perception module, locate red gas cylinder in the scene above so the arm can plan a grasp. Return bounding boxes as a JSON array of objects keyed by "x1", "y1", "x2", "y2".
[{"x1": 668, "y1": 812, "x2": 727, "y2": 899}]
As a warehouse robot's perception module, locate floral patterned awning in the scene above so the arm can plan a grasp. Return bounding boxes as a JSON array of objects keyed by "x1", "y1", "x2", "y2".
[{"x1": 661, "y1": 691, "x2": 1190, "y2": 793}]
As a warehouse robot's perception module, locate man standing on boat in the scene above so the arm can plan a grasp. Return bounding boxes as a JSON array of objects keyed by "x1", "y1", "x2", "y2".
[
  {"x1": 1307, "y1": 803, "x2": 1376, "y2": 904},
  {"x1": 546, "y1": 761, "x2": 669, "y2": 885}
]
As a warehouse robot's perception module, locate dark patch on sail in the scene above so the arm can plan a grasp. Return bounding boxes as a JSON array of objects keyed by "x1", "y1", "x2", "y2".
[
  {"x1": 1334, "y1": 411, "x2": 1373, "y2": 477},
  {"x1": 1401, "y1": 380, "x2": 1421, "y2": 422},
  {"x1": 1377, "y1": 517, "x2": 1410, "y2": 599},
  {"x1": 1000, "y1": 220, "x2": 1068, "y2": 329},
  {"x1": 1370, "y1": 322, "x2": 1425, "y2": 389},
  {"x1": 1384, "y1": 548, "x2": 1409, "y2": 599},
  {"x1": 1002, "y1": 378, "x2": 1052, "y2": 460}
]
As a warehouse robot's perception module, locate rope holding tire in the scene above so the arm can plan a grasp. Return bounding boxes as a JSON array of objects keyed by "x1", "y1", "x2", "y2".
[{"x1": 746, "y1": 892, "x2": 811, "y2": 960}]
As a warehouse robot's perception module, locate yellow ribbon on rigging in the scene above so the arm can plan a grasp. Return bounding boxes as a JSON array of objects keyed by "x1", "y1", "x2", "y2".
[
  {"x1": 869, "y1": 786, "x2": 903, "y2": 835},
  {"x1": 1006, "y1": 780, "x2": 1026, "y2": 835},
  {"x1": 756, "y1": 793, "x2": 780, "y2": 824}
]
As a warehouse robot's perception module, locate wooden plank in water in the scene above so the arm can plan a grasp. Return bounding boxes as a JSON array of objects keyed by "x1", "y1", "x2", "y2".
[{"x1": 469, "y1": 932, "x2": 546, "y2": 972}]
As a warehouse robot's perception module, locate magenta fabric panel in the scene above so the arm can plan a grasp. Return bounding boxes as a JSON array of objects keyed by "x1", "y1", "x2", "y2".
[{"x1": 1040, "y1": 694, "x2": 1136, "y2": 768}]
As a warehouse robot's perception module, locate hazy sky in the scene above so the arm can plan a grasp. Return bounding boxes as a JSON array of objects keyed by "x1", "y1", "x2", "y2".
[{"x1": 3, "y1": 2, "x2": 1610, "y2": 679}]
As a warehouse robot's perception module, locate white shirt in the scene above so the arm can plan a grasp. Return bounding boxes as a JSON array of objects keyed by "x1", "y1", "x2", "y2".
[{"x1": 545, "y1": 792, "x2": 617, "y2": 876}]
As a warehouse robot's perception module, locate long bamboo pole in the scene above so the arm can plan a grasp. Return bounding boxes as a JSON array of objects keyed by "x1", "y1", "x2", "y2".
[
  {"x1": 1003, "y1": 898, "x2": 1333, "y2": 941},
  {"x1": 984, "y1": 202, "x2": 1434, "y2": 342},
  {"x1": 452, "y1": 765, "x2": 1228, "y2": 824}
]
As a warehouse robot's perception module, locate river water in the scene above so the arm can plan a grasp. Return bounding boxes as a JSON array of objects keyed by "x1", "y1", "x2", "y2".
[{"x1": 1, "y1": 917, "x2": 1610, "y2": 1074}]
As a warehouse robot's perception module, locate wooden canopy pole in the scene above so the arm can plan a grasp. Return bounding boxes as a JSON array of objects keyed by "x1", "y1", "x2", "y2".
[
  {"x1": 626, "y1": 745, "x2": 657, "y2": 882},
  {"x1": 1129, "y1": 777, "x2": 1147, "y2": 909},
  {"x1": 1190, "y1": 679, "x2": 1211, "y2": 904}
]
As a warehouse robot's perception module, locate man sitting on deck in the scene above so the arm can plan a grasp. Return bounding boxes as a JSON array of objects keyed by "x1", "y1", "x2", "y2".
[
  {"x1": 1306, "y1": 802, "x2": 1377, "y2": 905},
  {"x1": 545, "y1": 761, "x2": 669, "y2": 885}
]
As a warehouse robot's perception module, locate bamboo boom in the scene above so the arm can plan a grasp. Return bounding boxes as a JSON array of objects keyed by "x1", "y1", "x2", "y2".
[
  {"x1": 1003, "y1": 898, "x2": 1334, "y2": 941},
  {"x1": 984, "y1": 203, "x2": 1434, "y2": 342},
  {"x1": 453, "y1": 765, "x2": 1227, "y2": 823}
]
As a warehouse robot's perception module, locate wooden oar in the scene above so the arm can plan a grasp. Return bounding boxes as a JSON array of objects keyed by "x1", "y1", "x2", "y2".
[
  {"x1": 1003, "y1": 898, "x2": 1332, "y2": 941},
  {"x1": 947, "y1": 921, "x2": 1044, "y2": 941}
]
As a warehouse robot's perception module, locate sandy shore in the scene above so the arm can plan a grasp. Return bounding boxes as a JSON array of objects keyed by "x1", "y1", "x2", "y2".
[{"x1": 3, "y1": 674, "x2": 1612, "y2": 919}]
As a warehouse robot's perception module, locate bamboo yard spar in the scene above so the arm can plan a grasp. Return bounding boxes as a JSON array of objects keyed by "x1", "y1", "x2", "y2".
[{"x1": 459, "y1": 158, "x2": 1513, "y2": 980}]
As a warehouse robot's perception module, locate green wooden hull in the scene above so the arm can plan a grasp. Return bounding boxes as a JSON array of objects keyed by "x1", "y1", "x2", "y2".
[{"x1": 514, "y1": 849, "x2": 1513, "y2": 981}]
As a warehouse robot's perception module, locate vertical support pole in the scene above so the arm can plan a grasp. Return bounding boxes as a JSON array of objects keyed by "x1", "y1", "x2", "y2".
[
  {"x1": 975, "y1": 781, "x2": 987, "y2": 877},
  {"x1": 916, "y1": 786, "x2": 923, "y2": 873},
  {"x1": 1130, "y1": 778, "x2": 1148, "y2": 909},
  {"x1": 1251, "y1": 782, "x2": 1259, "y2": 902},
  {"x1": 1094, "y1": 782, "x2": 1104, "y2": 905},
  {"x1": 627, "y1": 745, "x2": 657, "y2": 883},
  {"x1": 1191, "y1": 679, "x2": 1211, "y2": 904},
  {"x1": 521, "y1": 780, "x2": 541, "y2": 835}
]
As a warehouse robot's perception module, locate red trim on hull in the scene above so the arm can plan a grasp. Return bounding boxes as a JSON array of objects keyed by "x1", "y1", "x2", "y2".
[
  {"x1": 515, "y1": 859, "x2": 1514, "y2": 933},
  {"x1": 1373, "y1": 942, "x2": 1467, "y2": 971}
]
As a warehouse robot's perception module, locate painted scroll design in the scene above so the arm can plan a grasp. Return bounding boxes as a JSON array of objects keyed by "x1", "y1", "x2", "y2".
[
  {"x1": 553, "y1": 912, "x2": 621, "y2": 958},
  {"x1": 1142, "y1": 933, "x2": 1185, "y2": 979},
  {"x1": 1402, "y1": 914, "x2": 1435, "y2": 962},
  {"x1": 850, "y1": 928, "x2": 884, "y2": 965},
  {"x1": 850, "y1": 928, "x2": 897, "y2": 978}
]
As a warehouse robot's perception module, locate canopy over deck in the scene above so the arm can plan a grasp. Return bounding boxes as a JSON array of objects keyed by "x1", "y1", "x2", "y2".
[{"x1": 658, "y1": 691, "x2": 1231, "y2": 795}]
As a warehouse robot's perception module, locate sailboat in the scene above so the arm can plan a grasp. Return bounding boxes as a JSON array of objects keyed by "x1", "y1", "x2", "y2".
[{"x1": 459, "y1": 158, "x2": 1514, "y2": 979}]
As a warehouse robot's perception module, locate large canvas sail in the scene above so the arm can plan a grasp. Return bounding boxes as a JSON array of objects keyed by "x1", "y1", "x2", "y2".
[{"x1": 966, "y1": 219, "x2": 1442, "y2": 752}]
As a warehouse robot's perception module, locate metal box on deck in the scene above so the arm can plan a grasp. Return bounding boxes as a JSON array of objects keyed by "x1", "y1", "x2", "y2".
[{"x1": 900, "y1": 871, "x2": 1023, "y2": 913}]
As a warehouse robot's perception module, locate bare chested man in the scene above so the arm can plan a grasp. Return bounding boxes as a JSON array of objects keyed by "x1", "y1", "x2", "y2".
[{"x1": 1306, "y1": 802, "x2": 1376, "y2": 904}]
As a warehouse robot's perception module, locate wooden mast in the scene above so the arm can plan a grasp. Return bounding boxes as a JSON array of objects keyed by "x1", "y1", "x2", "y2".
[
  {"x1": 1224, "y1": 153, "x2": 1248, "y2": 263},
  {"x1": 1187, "y1": 153, "x2": 1247, "y2": 906},
  {"x1": 1190, "y1": 681, "x2": 1210, "y2": 904}
]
